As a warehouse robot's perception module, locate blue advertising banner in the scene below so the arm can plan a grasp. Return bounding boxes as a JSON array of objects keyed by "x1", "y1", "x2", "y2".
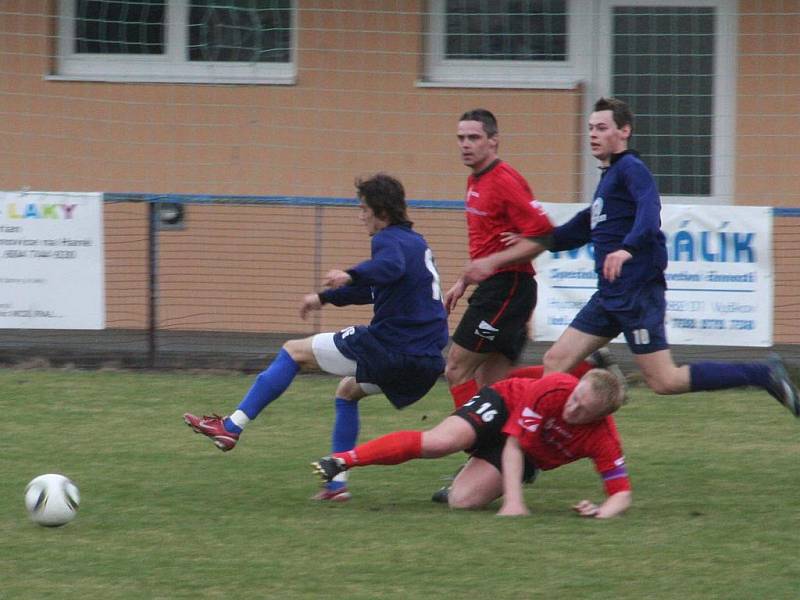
[{"x1": 534, "y1": 204, "x2": 772, "y2": 346}]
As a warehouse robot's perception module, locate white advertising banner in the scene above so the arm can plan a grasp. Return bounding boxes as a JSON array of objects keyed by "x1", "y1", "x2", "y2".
[
  {"x1": 534, "y1": 204, "x2": 773, "y2": 346},
  {"x1": 0, "y1": 192, "x2": 105, "y2": 329}
]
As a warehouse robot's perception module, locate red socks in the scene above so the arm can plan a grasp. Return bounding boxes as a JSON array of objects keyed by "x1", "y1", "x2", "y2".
[
  {"x1": 334, "y1": 431, "x2": 422, "y2": 467},
  {"x1": 449, "y1": 379, "x2": 479, "y2": 409},
  {"x1": 568, "y1": 360, "x2": 593, "y2": 379},
  {"x1": 507, "y1": 361, "x2": 593, "y2": 381},
  {"x1": 506, "y1": 365, "x2": 544, "y2": 379}
]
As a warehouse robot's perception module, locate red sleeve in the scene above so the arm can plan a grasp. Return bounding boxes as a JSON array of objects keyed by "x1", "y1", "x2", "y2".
[
  {"x1": 591, "y1": 418, "x2": 631, "y2": 496},
  {"x1": 500, "y1": 173, "x2": 554, "y2": 238},
  {"x1": 599, "y1": 462, "x2": 631, "y2": 495}
]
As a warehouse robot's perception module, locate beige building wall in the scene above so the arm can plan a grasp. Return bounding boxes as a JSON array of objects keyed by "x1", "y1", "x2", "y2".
[
  {"x1": 1, "y1": 2, "x2": 798, "y2": 344},
  {"x1": 737, "y1": 0, "x2": 800, "y2": 207}
]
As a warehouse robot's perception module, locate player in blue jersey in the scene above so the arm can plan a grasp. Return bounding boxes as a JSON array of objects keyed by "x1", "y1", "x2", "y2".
[
  {"x1": 184, "y1": 173, "x2": 449, "y2": 500},
  {"x1": 540, "y1": 97, "x2": 799, "y2": 416}
]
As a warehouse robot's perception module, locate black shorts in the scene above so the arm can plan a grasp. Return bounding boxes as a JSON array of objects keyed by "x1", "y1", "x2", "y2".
[
  {"x1": 453, "y1": 387, "x2": 538, "y2": 483},
  {"x1": 452, "y1": 271, "x2": 536, "y2": 362}
]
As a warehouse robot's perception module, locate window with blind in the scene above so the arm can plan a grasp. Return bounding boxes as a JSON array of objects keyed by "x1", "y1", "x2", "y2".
[
  {"x1": 424, "y1": 0, "x2": 589, "y2": 88},
  {"x1": 57, "y1": 0, "x2": 295, "y2": 84},
  {"x1": 612, "y1": 6, "x2": 716, "y2": 196}
]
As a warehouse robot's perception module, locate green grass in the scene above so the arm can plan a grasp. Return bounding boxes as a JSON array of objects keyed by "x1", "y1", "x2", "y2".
[{"x1": 1, "y1": 367, "x2": 799, "y2": 599}]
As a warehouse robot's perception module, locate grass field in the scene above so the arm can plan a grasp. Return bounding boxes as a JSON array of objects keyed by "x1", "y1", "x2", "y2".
[{"x1": 1, "y1": 366, "x2": 799, "y2": 599}]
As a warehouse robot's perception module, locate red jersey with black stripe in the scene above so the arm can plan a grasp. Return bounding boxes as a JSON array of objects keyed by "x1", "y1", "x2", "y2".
[
  {"x1": 495, "y1": 373, "x2": 631, "y2": 496},
  {"x1": 465, "y1": 160, "x2": 554, "y2": 275}
]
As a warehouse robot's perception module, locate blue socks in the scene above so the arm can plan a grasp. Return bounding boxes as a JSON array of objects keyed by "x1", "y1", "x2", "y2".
[
  {"x1": 689, "y1": 361, "x2": 770, "y2": 392},
  {"x1": 327, "y1": 397, "x2": 360, "y2": 491},
  {"x1": 223, "y1": 349, "x2": 300, "y2": 433}
]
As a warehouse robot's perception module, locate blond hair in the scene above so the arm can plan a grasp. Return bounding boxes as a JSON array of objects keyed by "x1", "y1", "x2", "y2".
[{"x1": 583, "y1": 368, "x2": 625, "y2": 418}]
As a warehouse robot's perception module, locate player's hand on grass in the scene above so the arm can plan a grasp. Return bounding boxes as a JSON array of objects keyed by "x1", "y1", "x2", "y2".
[
  {"x1": 444, "y1": 278, "x2": 467, "y2": 313},
  {"x1": 324, "y1": 269, "x2": 353, "y2": 288},
  {"x1": 497, "y1": 501, "x2": 530, "y2": 517},
  {"x1": 573, "y1": 499, "x2": 600, "y2": 518},
  {"x1": 299, "y1": 293, "x2": 322, "y2": 320}
]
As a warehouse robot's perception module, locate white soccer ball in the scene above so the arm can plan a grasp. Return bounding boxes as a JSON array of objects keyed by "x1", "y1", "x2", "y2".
[{"x1": 24, "y1": 474, "x2": 80, "y2": 527}]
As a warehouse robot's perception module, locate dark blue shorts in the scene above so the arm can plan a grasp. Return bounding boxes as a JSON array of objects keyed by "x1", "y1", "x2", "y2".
[
  {"x1": 570, "y1": 281, "x2": 669, "y2": 355},
  {"x1": 333, "y1": 325, "x2": 445, "y2": 409}
]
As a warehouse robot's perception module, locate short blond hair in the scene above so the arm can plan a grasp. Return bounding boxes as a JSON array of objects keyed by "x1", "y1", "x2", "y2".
[{"x1": 583, "y1": 369, "x2": 625, "y2": 418}]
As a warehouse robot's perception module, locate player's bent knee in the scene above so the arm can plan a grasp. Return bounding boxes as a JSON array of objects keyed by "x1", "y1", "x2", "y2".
[
  {"x1": 335, "y1": 377, "x2": 362, "y2": 400},
  {"x1": 282, "y1": 338, "x2": 302, "y2": 357},
  {"x1": 445, "y1": 360, "x2": 472, "y2": 387},
  {"x1": 542, "y1": 347, "x2": 564, "y2": 371},
  {"x1": 282, "y1": 337, "x2": 315, "y2": 367},
  {"x1": 447, "y1": 488, "x2": 486, "y2": 510},
  {"x1": 643, "y1": 375, "x2": 682, "y2": 395}
]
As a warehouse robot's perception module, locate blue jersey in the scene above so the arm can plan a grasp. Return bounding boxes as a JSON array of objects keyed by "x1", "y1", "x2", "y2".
[
  {"x1": 319, "y1": 223, "x2": 448, "y2": 357},
  {"x1": 552, "y1": 151, "x2": 667, "y2": 310}
]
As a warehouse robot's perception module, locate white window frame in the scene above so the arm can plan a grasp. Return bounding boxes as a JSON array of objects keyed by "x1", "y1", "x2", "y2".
[
  {"x1": 420, "y1": 0, "x2": 592, "y2": 89},
  {"x1": 422, "y1": 0, "x2": 735, "y2": 203},
  {"x1": 586, "y1": 0, "x2": 737, "y2": 204},
  {"x1": 51, "y1": 0, "x2": 297, "y2": 85}
]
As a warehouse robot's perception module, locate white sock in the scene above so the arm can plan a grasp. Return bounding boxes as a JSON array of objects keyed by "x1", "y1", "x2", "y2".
[{"x1": 228, "y1": 410, "x2": 251, "y2": 430}]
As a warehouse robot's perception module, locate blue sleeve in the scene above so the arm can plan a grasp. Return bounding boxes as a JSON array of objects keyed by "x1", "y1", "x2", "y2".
[
  {"x1": 319, "y1": 281, "x2": 373, "y2": 306},
  {"x1": 551, "y1": 207, "x2": 592, "y2": 251},
  {"x1": 318, "y1": 230, "x2": 406, "y2": 307},
  {"x1": 620, "y1": 162, "x2": 661, "y2": 253},
  {"x1": 347, "y1": 231, "x2": 406, "y2": 286}
]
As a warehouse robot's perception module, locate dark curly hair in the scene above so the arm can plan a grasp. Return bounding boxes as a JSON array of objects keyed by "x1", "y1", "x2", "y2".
[{"x1": 355, "y1": 173, "x2": 410, "y2": 226}]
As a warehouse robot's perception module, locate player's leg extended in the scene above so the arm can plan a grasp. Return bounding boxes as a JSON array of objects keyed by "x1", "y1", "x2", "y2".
[
  {"x1": 231, "y1": 337, "x2": 316, "y2": 427},
  {"x1": 183, "y1": 336, "x2": 316, "y2": 451},
  {"x1": 506, "y1": 348, "x2": 617, "y2": 381},
  {"x1": 622, "y1": 291, "x2": 799, "y2": 415},
  {"x1": 312, "y1": 416, "x2": 477, "y2": 482},
  {"x1": 632, "y1": 349, "x2": 690, "y2": 394},
  {"x1": 635, "y1": 348, "x2": 799, "y2": 416},
  {"x1": 543, "y1": 327, "x2": 612, "y2": 375}
]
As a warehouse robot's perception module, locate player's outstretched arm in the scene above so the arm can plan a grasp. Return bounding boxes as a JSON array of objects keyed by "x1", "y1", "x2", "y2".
[
  {"x1": 324, "y1": 269, "x2": 353, "y2": 289},
  {"x1": 497, "y1": 436, "x2": 530, "y2": 517},
  {"x1": 463, "y1": 238, "x2": 548, "y2": 285},
  {"x1": 573, "y1": 491, "x2": 632, "y2": 519},
  {"x1": 299, "y1": 293, "x2": 322, "y2": 320}
]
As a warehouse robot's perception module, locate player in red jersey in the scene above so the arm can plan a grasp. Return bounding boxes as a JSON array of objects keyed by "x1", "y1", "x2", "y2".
[
  {"x1": 313, "y1": 369, "x2": 631, "y2": 519},
  {"x1": 497, "y1": 371, "x2": 631, "y2": 518},
  {"x1": 434, "y1": 108, "x2": 603, "y2": 503},
  {"x1": 444, "y1": 109, "x2": 557, "y2": 410}
]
